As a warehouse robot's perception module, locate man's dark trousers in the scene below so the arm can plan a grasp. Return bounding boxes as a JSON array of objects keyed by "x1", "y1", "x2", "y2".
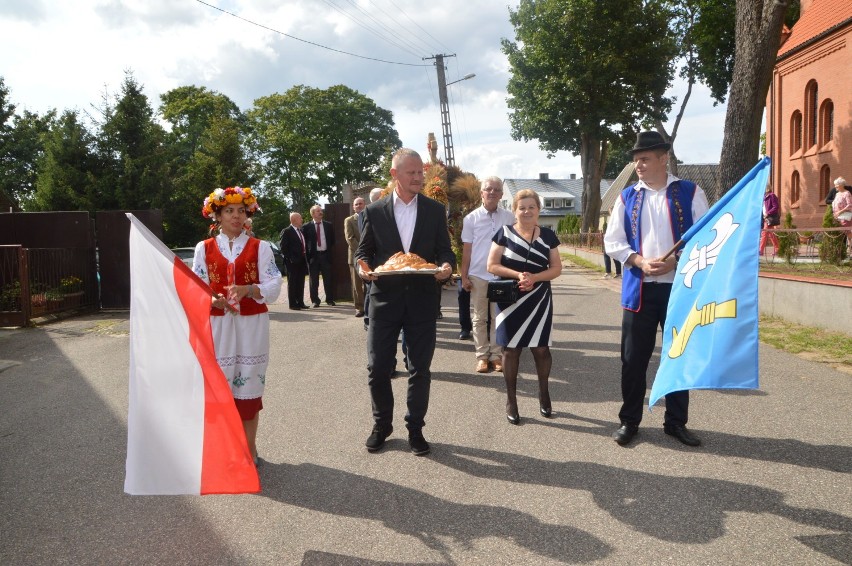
[
  {"x1": 619, "y1": 282, "x2": 688, "y2": 428},
  {"x1": 457, "y1": 280, "x2": 472, "y2": 333},
  {"x1": 367, "y1": 316, "x2": 436, "y2": 432},
  {"x1": 309, "y1": 250, "x2": 334, "y2": 304},
  {"x1": 286, "y1": 259, "x2": 307, "y2": 307}
]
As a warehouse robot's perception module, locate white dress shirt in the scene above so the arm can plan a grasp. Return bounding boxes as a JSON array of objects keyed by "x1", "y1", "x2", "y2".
[
  {"x1": 313, "y1": 221, "x2": 328, "y2": 252},
  {"x1": 461, "y1": 205, "x2": 515, "y2": 280},
  {"x1": 393, "y1": 192, "x2": 418, "y2": 253},
  {"x1": 604, "y1": 174, "x2": 709, "y2": 283}
]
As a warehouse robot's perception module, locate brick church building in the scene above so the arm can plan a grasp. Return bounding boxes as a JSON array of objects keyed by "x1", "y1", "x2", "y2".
[{"x1": 765, "y1": 0, "x2": 852, "y2": 228}]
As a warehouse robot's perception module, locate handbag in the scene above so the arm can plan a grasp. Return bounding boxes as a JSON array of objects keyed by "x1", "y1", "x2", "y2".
[
  {"x1": 487, "y1": 279, "x2": 520, "y2": 303},
  {"x1": 838, "y1": 211, "x2": 852, "y2": 222},
  {"x1": 487, "y1": 226, "x2": 536, "y2": 303},
  {"x1": 765, "y1": 213, "x2": 780, "y2": 227}
]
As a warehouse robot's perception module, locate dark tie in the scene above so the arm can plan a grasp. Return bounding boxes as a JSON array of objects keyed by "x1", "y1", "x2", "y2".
[{"x1": 316, "y1": 222, "x2": 322, "y2": 248}]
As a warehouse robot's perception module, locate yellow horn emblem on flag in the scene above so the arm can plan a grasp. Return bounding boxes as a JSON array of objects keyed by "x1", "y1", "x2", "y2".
[{"x1": 669, "y1": 299, "x2": 737, "y2": 358}]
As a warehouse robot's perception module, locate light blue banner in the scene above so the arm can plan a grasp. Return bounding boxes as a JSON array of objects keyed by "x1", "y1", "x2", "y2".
[{"x1": 649, "y1": 157, "x2": 770, "y2": 408}]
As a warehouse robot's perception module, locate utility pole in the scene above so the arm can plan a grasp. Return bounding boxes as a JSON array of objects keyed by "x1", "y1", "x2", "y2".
[
  {"x1": 424, "y1": 54, "x2": 455, "y2": 166},
  {"x1": 424, "y1": 54, "x2": 476, "y2": 167}
]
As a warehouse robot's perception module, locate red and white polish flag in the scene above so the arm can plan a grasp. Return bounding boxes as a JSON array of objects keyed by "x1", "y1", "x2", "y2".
[{"x1": 124, "y1": 214, "x2": 259, "y2": 495}]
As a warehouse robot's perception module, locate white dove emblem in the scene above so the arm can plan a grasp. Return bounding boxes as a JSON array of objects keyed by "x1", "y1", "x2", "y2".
[{"x1": 680, "y1": 213, "x2": 740, "y2": 288}]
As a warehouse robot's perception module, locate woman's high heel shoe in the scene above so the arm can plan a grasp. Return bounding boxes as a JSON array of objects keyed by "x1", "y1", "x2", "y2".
[
  {"x1": 506, "y1": 403, "x2": 520, "y2": 425},
  {"x1": 539, "y1": 391, "x2": 552, "y2": 418}
]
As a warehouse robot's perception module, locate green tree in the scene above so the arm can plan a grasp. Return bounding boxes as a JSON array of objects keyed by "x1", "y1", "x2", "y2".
[
  {"x1": 160, "y1": 85, "x2": 243, "y2": 160},
  {"x1": 503, "y1": 0, "x2": 677, "y2": 232},
  {"x1": 93, "y1": 72, "x2": 170, "y2": 211},
  {"x1": 247, "y1": 85, "x2": 400, "y2": 210},
  {"x1": 159, "y1": 86, "x2": 253, "y2": 246},
  {"x1": 718, "y1": 0, "x2": 792, "y2": 193},
  {"x1": 655, "y1": 0, "x2": 735, "y2": 176},
  {"x1": 0, "y1": 77, "x2": 55, "y2": 210},
  {"x1": 32, "y1": 110, "x2": 97, "y2": 211}
]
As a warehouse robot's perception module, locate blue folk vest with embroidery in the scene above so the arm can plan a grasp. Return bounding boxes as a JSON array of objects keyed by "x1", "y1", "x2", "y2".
[{"x1": 620, "y1": 180, "x2": 696, "y2": 311}]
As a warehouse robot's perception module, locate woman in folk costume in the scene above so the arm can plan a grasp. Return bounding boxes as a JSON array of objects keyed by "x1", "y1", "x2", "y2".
[{"x1": 192, "y1": 186, "x2": 282, "y2": 465}]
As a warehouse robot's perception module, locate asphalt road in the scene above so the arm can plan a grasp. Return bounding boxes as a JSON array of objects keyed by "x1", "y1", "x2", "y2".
[{"x1": 1, "y1": 265, "x2": 850, "y2": 565}]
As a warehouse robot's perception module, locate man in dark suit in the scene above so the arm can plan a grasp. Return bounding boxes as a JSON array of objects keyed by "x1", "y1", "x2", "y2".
[
  {"x1": 279, "y1": 213, "x2": 309, "y2": 310},
  {"x1": 356, "y1": 148, "x2": 455, "y2": 456},
  {"x1": 302, "y1": 204, "x2": 336, "y2": 307}
]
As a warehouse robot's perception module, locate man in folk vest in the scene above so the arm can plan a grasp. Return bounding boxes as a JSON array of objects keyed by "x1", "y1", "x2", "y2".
[{"x1": 604, "y1": 131, "x2": 710, "y2": 447}]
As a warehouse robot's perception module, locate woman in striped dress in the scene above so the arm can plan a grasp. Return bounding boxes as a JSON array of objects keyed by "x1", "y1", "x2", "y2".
[{"x1": 487, "y1": 189, "x2": 562, "y2": 425}]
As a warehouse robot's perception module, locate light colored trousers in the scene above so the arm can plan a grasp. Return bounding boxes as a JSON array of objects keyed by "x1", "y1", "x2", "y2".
[
  {"x1": 349, "y1": 264, "x2": 365, "y2": 311},
  {"x1": 469, "y1": 276, "x2": 501, "y2": 361}
]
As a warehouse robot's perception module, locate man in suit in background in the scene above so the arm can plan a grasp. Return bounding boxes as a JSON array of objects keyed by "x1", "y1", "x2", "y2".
[
  {"x1": 356, "y1": 148, "x2": 455, "y2": 456},
  {"x1": 360, "y1": 187, "x2": 386, "y2": 331},
  {"x1": 303, "y1": 204, "x2": 336, "y2": 307},
  {"x1": 344, "y1": 197, "x2": 367, "y2": 317},
  {"x1": 279, "y1": 212, "x2": 308, "y2": 310}
]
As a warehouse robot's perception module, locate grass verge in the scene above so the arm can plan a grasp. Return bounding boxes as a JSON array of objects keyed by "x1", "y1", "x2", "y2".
[
  {"x1": 561, "y1": 253, "x2": 851, "y2": 374},
  {"x1": 758, "y1": 316, "x2": 851, "y2": 372}
]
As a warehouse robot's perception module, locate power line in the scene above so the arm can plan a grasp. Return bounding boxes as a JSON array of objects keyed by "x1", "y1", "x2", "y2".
[
  {"x1": 385, "y1": 0, "x2": 452, "y2": 54},
  {"x1": 333, "y1": 0, "x2": 429, "y2": 59},
  {"x1": 194, "y1": 0, "x2": 430, "y2": 67},
  {"x1": 319, "y1": 0, "x2": 421, "y2": 59},
  {"x1": 363, "y1": 0, "x2": 443, "y2": 56}
]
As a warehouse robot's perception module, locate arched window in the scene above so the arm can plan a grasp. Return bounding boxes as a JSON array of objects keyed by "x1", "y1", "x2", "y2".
[
  {"x1": 790, "y1": 110, "x2": 802, "y2": 154},
  {"x1": 820, "y1": 165, "x2": 831, "y2": 203},
  {"x1": 819, "y1": 99, "x2": 834, "y2": 146},
  {"x1": 791, "y1": 171, "x2": 801, "y2": 206},
  {"x1": 804, "y1": 80, "x2": 818, "y2": 148}
]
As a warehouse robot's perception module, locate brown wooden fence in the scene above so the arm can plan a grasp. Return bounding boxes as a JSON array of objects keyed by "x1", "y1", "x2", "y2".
[{"x1": 0, "y1": 210, "x2": 162, "y2": 326}]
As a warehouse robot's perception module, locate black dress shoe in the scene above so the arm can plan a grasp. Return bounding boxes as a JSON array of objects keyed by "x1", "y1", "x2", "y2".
[
  {"x1": 664, "y1": 424, "x2": 701, "y2": 447},
  {"x1": 408, "y1": 432, "x2": 430, "y2": 456},
  {"x1": 539, "y1": 406, "x2": 552, "y2": 418},
  {"x1": 458, "y1": 330, "x2": 471, "y2": 340},
  {"x1": 365, "y1": 424, "x2": 393, "y2": 452},
  {"x1": 288, "y1": 306, "x2": 303, "y2": 310},
  {"x1": 312, "y1": 302, "x2": 321, "y2": 308},
  {"x1": 326, "y1": 300, "x2": 336, "y2": 306},
  {"x1": 613, "y1": 424, "x2": 638, "y2": 446}
]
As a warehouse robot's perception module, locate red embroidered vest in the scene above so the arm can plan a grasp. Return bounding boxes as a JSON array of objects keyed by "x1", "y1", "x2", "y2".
[{"x1": 204, "y1": 237, "x2": 268, "y2": 316}]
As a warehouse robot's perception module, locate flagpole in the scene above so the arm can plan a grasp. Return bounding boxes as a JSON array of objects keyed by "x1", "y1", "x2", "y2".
[{"x1": 660, "y1": 240, "x2": 683, "y2": 261}]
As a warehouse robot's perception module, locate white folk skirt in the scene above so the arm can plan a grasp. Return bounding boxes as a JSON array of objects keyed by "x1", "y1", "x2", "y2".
[{"x1": 210, "y1": 312, "x2": 270, "y2": 400}]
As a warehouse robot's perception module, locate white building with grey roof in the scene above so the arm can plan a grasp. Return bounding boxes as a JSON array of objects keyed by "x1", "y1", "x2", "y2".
[{"x1": 502, "y1": 173, "x2": 612, "y2": 231}]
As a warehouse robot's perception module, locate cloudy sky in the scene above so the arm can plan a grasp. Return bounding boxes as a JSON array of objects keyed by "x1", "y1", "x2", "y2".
[{"x1": 1, "y1": 0, "x2": 727, "y2": 182}]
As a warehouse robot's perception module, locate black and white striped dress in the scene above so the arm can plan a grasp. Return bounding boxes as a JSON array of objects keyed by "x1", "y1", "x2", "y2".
[{"x1": 492, "y1": 225, "x2": 560, "y2": 348}]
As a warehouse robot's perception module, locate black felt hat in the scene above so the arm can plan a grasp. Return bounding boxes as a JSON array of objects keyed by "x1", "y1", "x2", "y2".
[{"x1": 630, "y1": 131, "x2": 671, "y2": 154}]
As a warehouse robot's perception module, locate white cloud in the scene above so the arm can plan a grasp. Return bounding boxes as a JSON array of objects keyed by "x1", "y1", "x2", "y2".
[{"x1": 0, "y1": 0, "x2": 728, "y2": 184}]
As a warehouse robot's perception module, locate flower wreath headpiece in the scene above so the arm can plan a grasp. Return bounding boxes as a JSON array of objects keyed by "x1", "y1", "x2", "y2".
[{"x1": 201, "y1": 186, "x2": 261, "y2": 219}]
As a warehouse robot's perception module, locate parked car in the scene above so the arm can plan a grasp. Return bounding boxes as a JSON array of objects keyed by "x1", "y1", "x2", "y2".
[
  {"x1": 268, "y1": 241, "x2": 286, "y2": 276},
  {"x1": 171, "y1": 247, "x2": 195, "y2": 269}
]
